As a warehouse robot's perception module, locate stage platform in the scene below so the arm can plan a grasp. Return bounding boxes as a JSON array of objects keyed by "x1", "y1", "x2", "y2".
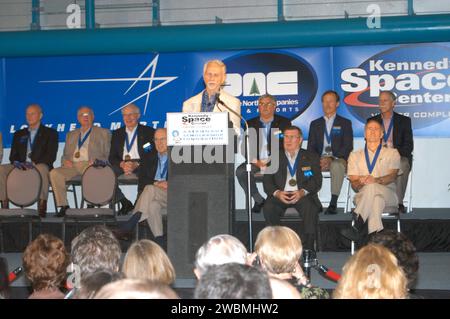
[{"x1": 0, "y1": 208, "x2": 449, "y2": 253}]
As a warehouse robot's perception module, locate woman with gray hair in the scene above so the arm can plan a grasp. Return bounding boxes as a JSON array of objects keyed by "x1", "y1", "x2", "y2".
[{"x1": 194, "y1": 234, "x2": 248, "y2": 279}]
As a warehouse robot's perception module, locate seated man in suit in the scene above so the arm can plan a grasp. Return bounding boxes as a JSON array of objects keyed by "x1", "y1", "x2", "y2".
[
  {"x1": 263, "y1": 126, "x2": 322, "y2": 250},
  {"x1": 50, "y1": 106, "x2": 111, "y2": 217},
  {"x1": 112, "y1": 128, "x2": 168, "y2": 247},
  {"x1": 307, "y1": 90, "x2": 353, "y2": 215},
  {"x1": 236, "y1": 94, "x2": 291, "y2": 213},
  {"x1": 340, "y1": 119, "x2": 401, "y2": 243},
  {"x1": 109, "y1": 103, "x2": 155, "y2": 215},
  {"x1": 182, "y1": 59, "x2": 241, "y2": 135},
  {"x1": 0, "y1": 104, "x2": 58, "y2": 217},
  {"x1": 368, "y1": 90, "x2": 413, "y2": 214}
]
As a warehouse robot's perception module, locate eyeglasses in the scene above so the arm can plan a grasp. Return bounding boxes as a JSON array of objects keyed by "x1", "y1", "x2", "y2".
[
  {"x1": 154, "y1": 137, "x2": 167, "y2": 142},
  {"x1": 123, "y1": 113, "x2": 138, "y2": 117},
  {"x1": 284, "y1": 135, "x2": 300, "y2": 140},
  {"x1": 259, "y1": 102, "x2": 275, "y2": 107}
]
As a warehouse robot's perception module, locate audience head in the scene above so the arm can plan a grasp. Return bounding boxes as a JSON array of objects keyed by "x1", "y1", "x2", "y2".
[
  {"x1": 370, "y1": 230, "x2": 419, "y2": 289},
  {"x1": 269, "y1": 277, "x2": 301, "y2": 299},
  {"x1": 194, "y1": 263, "x2": 272, "y2": 299},
  {"x1": 73, "y1": 269, "x2": 124, "y2": 299},
  {"x1": 122, "y1": 239, "x2": 175, "y2": 285},
  {"x1": 95, "y1": 279, "x2": 179, "y2": 299},
  {"x1": 254, "y1": 226, "x2": 302, "y2": 275},
  {"x1": 333, "y1": 243, "x2": 408, "y2": 299},
  {"x1": 71, "y1": 226, "x2": 121, "y2": 280},
  {"x1": 194, "y1": 234, "x2": 248, "y2": 279},
  {"x1": 23, "y1": 234, "x2": 69, "y2": 291}
]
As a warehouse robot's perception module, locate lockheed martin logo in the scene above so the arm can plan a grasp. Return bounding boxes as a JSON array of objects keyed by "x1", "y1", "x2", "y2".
[{"x1": 39, "y1": 55, "x2": 177, "y2": 116}]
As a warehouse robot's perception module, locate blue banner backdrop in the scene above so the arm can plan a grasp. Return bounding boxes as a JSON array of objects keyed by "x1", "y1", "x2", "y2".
[{"x1": 1, "y1": 42, "x2": 449, "y2": 147}]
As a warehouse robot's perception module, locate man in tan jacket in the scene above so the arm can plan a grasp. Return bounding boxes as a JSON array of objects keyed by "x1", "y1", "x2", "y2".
[{"x1": 50, "y1": 106, "x2": 111, "y2": 217}]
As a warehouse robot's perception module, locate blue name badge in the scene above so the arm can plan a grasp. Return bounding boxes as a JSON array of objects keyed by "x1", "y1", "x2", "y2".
[
  {"x1": 143, "y1": 142, "x2": 153, "y2": 153},
  {"x1": 331, "y1": 126, "x2": 342, "y2": 135},
  {"x1": 302, "y1": 166, "x2": 313, "y2": 177}
]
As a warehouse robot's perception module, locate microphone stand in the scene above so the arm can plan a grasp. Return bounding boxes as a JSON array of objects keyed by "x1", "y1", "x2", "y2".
[{"x1": 216, "y1": 94, "x2": 254, "y2": 252}]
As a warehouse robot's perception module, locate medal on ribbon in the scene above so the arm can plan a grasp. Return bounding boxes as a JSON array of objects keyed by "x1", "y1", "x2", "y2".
[
  {"x1": 364, "y1": 143, "x2": 382, "y2": 174},
  {"x1": 125, "y1": 129, "x2": 138, "y2": 161}
]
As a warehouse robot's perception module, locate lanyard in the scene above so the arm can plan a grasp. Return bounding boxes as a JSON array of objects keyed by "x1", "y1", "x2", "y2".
[
  {"x1": 287, "y1": 152, "x2": 301, "y2": 178},
  {"x1": 364, "y1": 144, "x2": 382, "y2": 174},
  {"x1": 157, "y1": 156, "x2": 168, "y2": 180},
  {"x1": 125, "y1": 129, "x2": 138, "y2": 153},
  {"x1": 324, "y1": 118, "x2": 335, "y2": 145},
  {"x1": 78, "y1": 128, "x2": 92, "y2": 150}
]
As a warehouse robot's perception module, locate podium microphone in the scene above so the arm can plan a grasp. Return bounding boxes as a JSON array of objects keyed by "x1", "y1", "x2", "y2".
[
  {"x1": 215, "y1": 92, "x2": 255, "y2": 252},
  {"x1": 8, "y1": 266, "x2": 23, "y2": 283},
  {"x1": 317, "y1": 265, "x2": 341, "y2": 283}
]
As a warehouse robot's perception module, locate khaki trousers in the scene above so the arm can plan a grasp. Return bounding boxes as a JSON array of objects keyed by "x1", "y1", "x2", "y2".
[
  {"x1": 49, "y1": 162, "x2": 90, "y2": 207},
  {"x1": 133, "y1": 184, "x2": 167, "y2": 237}
]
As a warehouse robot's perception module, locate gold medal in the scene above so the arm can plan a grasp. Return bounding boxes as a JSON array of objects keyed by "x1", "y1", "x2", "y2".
[
  {"x1": 289, "y1": 179, "x2": 297, "y2": 187},
  {"x1": 74, "y1": 151, "x2": 80, "y2": 159},
  {"x1": 124, "y1": 154, "x2": 131, "y2": 161}
]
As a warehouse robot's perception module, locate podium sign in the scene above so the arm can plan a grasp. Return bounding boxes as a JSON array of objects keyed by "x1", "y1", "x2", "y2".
[{"x1": 167, "y1": 112, "x2": 229, "y2": 146}]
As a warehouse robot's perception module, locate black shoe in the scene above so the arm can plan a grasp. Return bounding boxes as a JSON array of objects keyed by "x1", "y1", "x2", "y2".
[
  {"x1": 324, "y1": 205, "x2": 338, "y2": 215},
  {"x1": 398, "y1": 204, "x2": 406, "y2": 214},
  {"x1": 111, "y1": 227, "x2": 133, "y2": 241},
  {"x1": 252, "y1": 200, "x2": 265, "y2": 214},
  {"x1": 340, "y1": 214, "x2": 365, "y2": 242},
  {"x1": 118, "y1": 198, "x2": 133, "y2": 216},
  {"x1": 55, "y1": 206, "x2": 69, "y2": 218}
]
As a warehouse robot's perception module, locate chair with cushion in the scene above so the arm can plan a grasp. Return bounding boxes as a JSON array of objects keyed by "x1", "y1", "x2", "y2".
[
  {"x1": 0, "y1": 167, "x2": 42, "y2": 252},
  {"x1": 62, "y1": 164, "x2": 117, "y2": 242}
]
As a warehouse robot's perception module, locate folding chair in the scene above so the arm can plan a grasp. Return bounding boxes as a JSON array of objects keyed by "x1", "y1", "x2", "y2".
[
  {"x1": 62, "y1": 164, "x2": 117, "y2": 242},
  {"x1": 0, "y1": 167, "x2": 42, "y2": 252}
]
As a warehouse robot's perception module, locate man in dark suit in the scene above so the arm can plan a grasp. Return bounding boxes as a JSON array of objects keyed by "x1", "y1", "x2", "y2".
[
  {"x1": 263, "y1": 126, "x2": 322, "y2": 250},
  {"x1": 0, "y1": 104, "x2": 58, "y2": 217},
  {"x1": 368, "y1": 90, "x2": 413, "y2": 214},
  {"x1": 109, "y1": 103, "x2": 155, "y2": 215},
  {"x1": 112, "y1": 128, "x2": 168, "y2": 247},
  {"x1": 236, "y1": 94, "x2": 291, "y2": 213},
  {"x1": 307, "y1": 90, "x2": 353, "y2": 215}
]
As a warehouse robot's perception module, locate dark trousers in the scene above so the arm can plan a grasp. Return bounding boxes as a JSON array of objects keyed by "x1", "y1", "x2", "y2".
[
  {"x1": 263, "y1": 195, "x2": 320, "y2": 236},
  {"x1": 112, "y1": 165, "x2": 141, "y2": 202},
  {"x1": 236, "y1": 162, "x2": 263, "y2": 201}
]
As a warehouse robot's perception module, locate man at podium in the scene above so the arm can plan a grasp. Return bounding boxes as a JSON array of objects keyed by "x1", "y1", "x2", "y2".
[{"x1": 182, "y1": 60, "x2": 241, "y2": 135}]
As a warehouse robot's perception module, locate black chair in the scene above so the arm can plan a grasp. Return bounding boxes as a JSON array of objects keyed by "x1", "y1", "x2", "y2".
[
  {"x1": 0, "y1": 167, "x2": 42, "y2": 252},
  {"x1": 62, "y1": 165, "x2": 117, "y2": 242}
]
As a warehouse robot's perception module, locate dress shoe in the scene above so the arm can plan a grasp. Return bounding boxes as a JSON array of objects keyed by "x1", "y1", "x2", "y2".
[
  {"x1": 38, "y1": 200, "x2": 47, "y2": 218},
  {"x1": 55, "y1": 205, "x2": 69, "y2": 218},
  {"x1": 324, "y1": 205, "x2": 338, "y2": 215},
  {"x1": 398, "y1": 204, "x2": 406, "y2": 214},
  {"x1": 1, "y1": 200, "x2": 9, "y2": 209},
  {"x1": 111, "y1": 227, "x2": 133, "y2": 241},
  {"x1": 340, "y1": 213, "x2": 366, "y2": 242},
  {"x1": 251, "y1": 200, "x2": 265, "y2": 214},
  {"x1": 118, "y1": 198, "x2": 134, "y2": 216}
]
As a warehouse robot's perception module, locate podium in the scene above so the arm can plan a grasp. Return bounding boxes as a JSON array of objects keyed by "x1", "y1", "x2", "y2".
[{"x1": 166, "y1": 112, "x2": 235, "y2": 282}]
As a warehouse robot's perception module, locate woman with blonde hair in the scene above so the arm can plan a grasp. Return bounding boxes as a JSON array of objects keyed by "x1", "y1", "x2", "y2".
[
  {"x1": 333, "y1": 243, "x2": 408, "y2": 299},
  {"x1": 122, "y1": 239, "x2": 175, "y2": 285},
  {"x1": 253, "y1": 226, "x2": 329, "y2": 299}
]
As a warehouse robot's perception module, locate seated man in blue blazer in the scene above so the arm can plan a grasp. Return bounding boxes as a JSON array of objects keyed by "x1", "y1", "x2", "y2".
[
  {"x1": 307, "y1": 90, "x2": 353, "y2": 215},
  {"x1": 263, "y1": 126, "x2": 322, "y2": 250}
]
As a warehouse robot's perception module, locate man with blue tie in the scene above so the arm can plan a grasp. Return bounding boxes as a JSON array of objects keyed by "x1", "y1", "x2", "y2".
[
  {"x1": 112, "y1": 128, "x2": 168, "y2": 246},
  {"x1": 307, "y1": 90, "x2": 353, "y2": 215}
]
